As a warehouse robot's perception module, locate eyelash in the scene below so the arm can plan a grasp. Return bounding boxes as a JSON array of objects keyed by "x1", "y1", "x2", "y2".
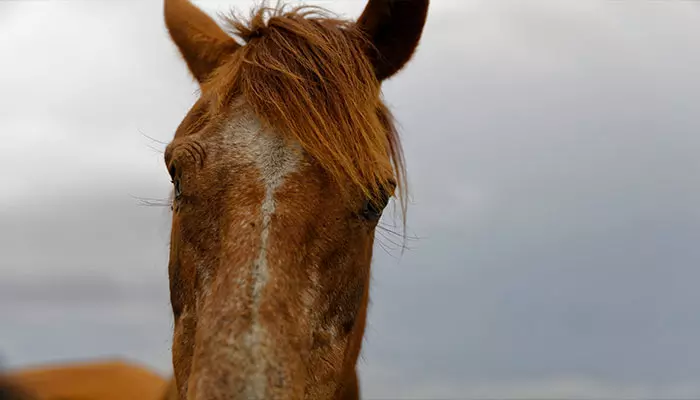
[
  {"x1": 168, "y1": 164, "x2": 182, "y2": 210},
  {"x1": 172, "y1": 178, "x2": 182, "y2": 200}
]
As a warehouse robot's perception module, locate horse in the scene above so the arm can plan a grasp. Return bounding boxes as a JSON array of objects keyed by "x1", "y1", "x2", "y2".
[
  {"x1": 162, "y1": 0, "x2": 428, "y2": 398},
  {"x1": 160, "y1": 378, "x2": 178, "y2": 400},
  {"x1": 0, "y1": 379, "x2": 34, "y2": 400},
  {"x1": 1, "y1": 359, "x2": 169, "y2": 400}
]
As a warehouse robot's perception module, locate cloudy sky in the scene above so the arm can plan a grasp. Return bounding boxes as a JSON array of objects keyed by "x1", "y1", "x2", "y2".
[{"x1": 2, "y1": 0, "x2": 700, "y2": 398}]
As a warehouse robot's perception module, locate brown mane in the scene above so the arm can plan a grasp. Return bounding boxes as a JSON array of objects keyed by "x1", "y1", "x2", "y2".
[{"x1": 200, "y1": 5, "x2": 407, "y2": 214}]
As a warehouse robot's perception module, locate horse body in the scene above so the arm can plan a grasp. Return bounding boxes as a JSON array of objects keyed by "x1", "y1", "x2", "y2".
[
  {"x1": 3, "y1": 360, "x2": 168, "y2": 400},
  {"x1": 0, "y1": 379, "x2": 34, "y2": 400}
]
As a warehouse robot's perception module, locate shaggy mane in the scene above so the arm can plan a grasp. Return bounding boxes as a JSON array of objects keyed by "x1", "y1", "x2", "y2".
[{"x1": 204, "y1": 4, "x2": 407, "y2": 217}]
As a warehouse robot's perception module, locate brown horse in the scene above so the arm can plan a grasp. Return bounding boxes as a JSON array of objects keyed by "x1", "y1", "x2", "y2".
[
  {"x1": 162, "y1": 0, "x2": 428, "y2": 398},
  {"x1": 2, "y1": 360, "x2": 169, "y2": 400},
  {"x1": 0, "y1": 379, "x2": 34, "y2": 400},
  {"x1": 160, "y1": 378, "x2": 178, "y2": 400}
]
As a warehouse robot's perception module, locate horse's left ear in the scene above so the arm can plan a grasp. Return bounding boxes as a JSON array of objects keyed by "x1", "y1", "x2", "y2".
[
  {"x1": 164, "y1": 0, "x2": 240, "y2": 84},
  {"x1": 356, "y1": 0, "x2": 430, "y2": 81}
]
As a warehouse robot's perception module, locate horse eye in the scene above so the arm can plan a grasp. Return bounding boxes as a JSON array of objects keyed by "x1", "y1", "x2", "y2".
[
  {"x1": 168, "y1": 164, "x2": 182, "y2": 200},
  {"x1": 361, "y1": 198, "x2": 385, "y2": 221},
  {"x1": 361, "y1": 182, "x2": 394, "y2": 221},
  {"x1": 172, "y1": 178, "x2": 182, "y2": 199}
]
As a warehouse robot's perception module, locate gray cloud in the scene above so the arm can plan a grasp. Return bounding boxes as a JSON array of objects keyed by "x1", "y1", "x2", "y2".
[{"x1": 2, "y1": 0, "x2": 700, "y2": 398}]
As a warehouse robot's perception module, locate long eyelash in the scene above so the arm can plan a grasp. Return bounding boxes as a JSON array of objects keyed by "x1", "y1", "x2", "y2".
[
  {"x1": 138, "y1": 129, "x2": 169, "y2": 145},
  {"x1": 375, "y1": 238, "x2": 398, "y2": 260},
  {"x1": 131, "y1": 195, "x2": 174, "y2": 208},
  {"x1": 377, "y1": 223, "x2": 415, "y2": 239},
  {"x1": 374, "y1": 214, "x2": 422, "y2": 258},
  {"x1": 376, "y1": 229, "x2": 405, "y2": 250},
  {"x1": 138, "y1": 129, "x2": 169, "y2": 155}
]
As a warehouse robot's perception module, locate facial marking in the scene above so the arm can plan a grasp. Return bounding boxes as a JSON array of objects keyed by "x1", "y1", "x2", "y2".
[{"x1": 220, "y1": 107, "x2": 302, "y2": 398}]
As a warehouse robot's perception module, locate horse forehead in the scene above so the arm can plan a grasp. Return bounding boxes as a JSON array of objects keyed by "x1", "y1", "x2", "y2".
[{"x1": 218, "y1": 109, "x2": 303, "y2": 186}]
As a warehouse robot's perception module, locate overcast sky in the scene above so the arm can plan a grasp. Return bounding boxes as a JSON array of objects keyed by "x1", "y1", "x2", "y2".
[{"x1": 2, "y1": 0, "x2": 700, "y2": 398}]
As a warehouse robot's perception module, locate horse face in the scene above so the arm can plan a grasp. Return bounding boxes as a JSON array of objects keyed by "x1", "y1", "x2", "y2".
[{"x1": 163, "y1": 1, "x2": 428, "y2": 398}]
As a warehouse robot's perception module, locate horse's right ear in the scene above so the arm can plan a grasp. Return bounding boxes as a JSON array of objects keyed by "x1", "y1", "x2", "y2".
[
  {"x1": 356, "y1": 0, "x2": 430, "y2": 81},
  {"x1": 164, "y1": 0, "x2": 240, "y2": 84}
]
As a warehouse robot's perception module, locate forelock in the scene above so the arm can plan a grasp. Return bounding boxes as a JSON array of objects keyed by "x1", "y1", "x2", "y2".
[{"x1": 199, "y1": 3, "x2": 407, "y2": 219}]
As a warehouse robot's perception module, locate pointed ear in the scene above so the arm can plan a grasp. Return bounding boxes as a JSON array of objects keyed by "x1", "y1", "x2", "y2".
[
  {"x1": 164, "y1": 0, "x2": 240, "y2": 83},
  {"x1": 356, "y1": 0, "x2": 429, "y2": 81}
]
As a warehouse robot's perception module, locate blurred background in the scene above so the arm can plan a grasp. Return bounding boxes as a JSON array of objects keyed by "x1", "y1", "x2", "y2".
[{"x1": 2, "y1": 0, "x2": 700, "y2": 398}]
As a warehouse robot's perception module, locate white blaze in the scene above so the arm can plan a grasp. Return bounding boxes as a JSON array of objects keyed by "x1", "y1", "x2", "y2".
[{"x1": 222, "y1": 106, "x2": 302, "y2": 398}]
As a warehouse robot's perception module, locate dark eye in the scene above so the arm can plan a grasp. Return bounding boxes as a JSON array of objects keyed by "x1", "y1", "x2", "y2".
[
  {"x1": 169, "y1": 165, "x2": 182, "y2": 200},
  {"x1": 362, "y1": 190, "x2": 392, "y2": 221},
  {"x1": 172, "y1": 178, "x2": 182, "y2": 199},
  {"x1": 362, "y1": 199, "x2": 384, "y2": 221},
  {"x1": 361, "y1": 181, "x2": 395, "y2": 222}
]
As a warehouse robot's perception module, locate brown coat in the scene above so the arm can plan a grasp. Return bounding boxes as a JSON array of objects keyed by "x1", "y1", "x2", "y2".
[{"x1": 5, "y1": 360, "x2": 170, "y2": 400}]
